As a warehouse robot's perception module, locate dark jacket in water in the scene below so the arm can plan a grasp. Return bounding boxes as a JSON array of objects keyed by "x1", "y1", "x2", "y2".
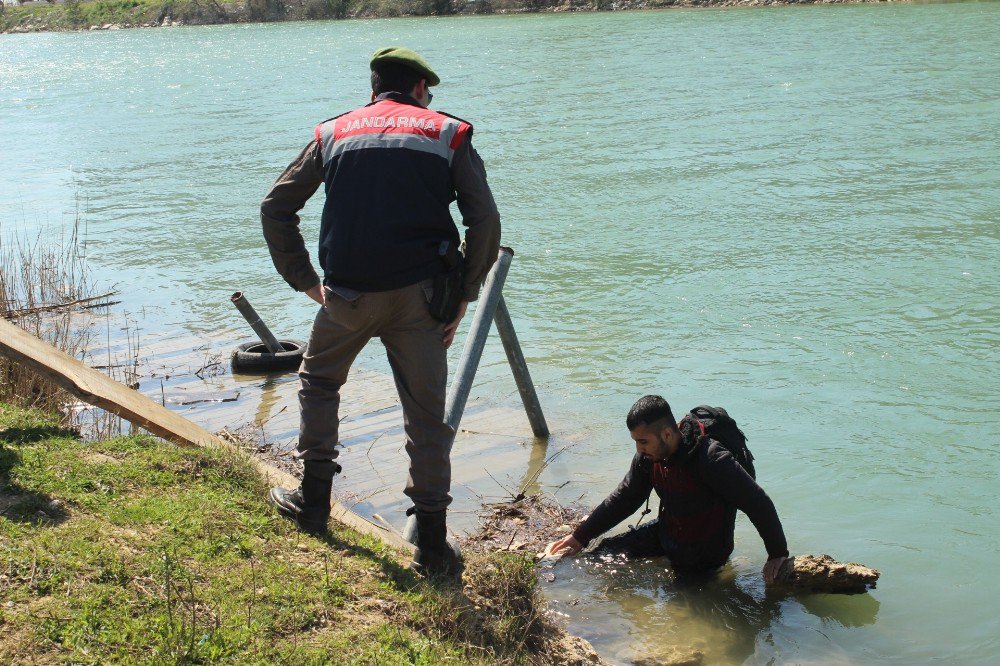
[{"x1": 573, "y1": 420, "x2": 788, "y2": 570}]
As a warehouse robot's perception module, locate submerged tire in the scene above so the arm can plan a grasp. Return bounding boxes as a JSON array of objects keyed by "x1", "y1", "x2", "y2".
[{"x1": 231, "y1": 339, "x2": 306, "y2": 373}]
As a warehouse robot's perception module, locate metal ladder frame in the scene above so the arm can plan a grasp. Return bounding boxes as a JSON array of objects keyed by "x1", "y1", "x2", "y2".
[{"x1": 444, "y1": 247, "x2": 549, "y2": 439}]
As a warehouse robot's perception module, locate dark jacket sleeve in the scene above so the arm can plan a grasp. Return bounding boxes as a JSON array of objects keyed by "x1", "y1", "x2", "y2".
[
  {"x1": 572, "y1": 453, "x2": 653, "y2": 546},
  {"x1": 697, "y1": 444, "x2": 789, "y2": 559},
  {"x1": 451, "y1": 136, "x2": 501, "y2": 302},
  {"x1": 260, "y1": 140, "x2": 324, "y2": 292}
]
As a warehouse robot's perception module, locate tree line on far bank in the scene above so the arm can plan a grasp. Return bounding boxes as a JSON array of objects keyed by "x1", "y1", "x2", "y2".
[{"x1": 2, "y1": 0, "x2": 641, "y2": 33}]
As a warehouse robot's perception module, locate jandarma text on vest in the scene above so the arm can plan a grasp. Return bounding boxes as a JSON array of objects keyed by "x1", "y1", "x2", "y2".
[{"x1": 340, "y1": 116, "x2": 437, "y2": 133}]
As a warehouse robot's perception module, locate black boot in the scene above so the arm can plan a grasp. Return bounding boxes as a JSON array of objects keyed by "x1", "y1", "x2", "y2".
[
  {"x1": 405, "y1": 507, "x2": 463, "y2": 579},
  {"x1": 269, "y1": 460, "x2": 340, "y2": 535}
]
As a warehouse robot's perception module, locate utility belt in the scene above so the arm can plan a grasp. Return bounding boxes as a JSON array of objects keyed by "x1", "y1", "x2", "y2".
[{"x1": 428, "y1": 240, "x2": 465, "y2": 323}]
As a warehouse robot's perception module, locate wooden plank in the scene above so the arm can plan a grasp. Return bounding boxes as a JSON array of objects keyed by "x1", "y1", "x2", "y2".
[{"x1": 0, "y1": 317, "x2": 414, "y2": 555}]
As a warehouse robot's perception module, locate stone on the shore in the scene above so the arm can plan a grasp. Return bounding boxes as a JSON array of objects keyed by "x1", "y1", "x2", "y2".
[
  {"x1": 632, "y1": 648, "x2": 704, "y2": 666},
  {"x1": 777, "y1": 554, "x2": 879, "y2": 594}
]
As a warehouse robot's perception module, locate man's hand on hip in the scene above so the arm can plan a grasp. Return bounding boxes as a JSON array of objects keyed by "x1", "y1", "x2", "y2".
[
  {"x1": 442, "y1": 300, "x2": 469, "y2": 349},
  {"x1": 305, "y1": 283, "x2": 326, "y2": 306}
]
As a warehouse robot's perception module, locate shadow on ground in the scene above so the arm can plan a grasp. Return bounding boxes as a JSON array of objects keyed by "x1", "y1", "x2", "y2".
[{"x1": 0, "y1": 425, "x2": 72, "y2": 526}]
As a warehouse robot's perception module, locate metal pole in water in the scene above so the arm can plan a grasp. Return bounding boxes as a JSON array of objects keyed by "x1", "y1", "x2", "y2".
[
  {"x1": 494, "y1": 295, "x2": 549, "y2": 438},
  {"x1": 444, "y1": 248, "x2": 514, "y2": 431},
  {"x1": 230, "y1": 292, "x2": 284, "y2": 354}
]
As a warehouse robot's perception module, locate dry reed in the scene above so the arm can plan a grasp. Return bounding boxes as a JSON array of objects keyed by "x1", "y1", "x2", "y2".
[{"x1": 0, "y1": 217, "x2": 134, "y2": 438}]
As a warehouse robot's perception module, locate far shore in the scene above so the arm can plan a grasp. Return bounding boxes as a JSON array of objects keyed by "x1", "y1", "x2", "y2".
[{"x1": 3, "y1": 0, "x2": 894, "y2": 36}]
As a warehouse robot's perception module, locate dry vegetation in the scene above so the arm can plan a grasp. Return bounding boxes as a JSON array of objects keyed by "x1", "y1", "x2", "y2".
[
  {"x1": 0, "y1": 220, "x2": 134, "y2": 437},
  {"x1": 466, "y1": 493, "x2": 589, "y2": 557}
]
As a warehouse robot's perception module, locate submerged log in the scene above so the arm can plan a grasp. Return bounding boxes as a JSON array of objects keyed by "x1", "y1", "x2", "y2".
[{"x1": 777, "y1": 554, "x2": 879, "y2": 594}]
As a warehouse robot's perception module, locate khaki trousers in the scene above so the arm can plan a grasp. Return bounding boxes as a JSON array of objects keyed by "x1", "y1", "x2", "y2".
[{"x1": 296, "y1": 283, "x2": 455, "y2": 512}]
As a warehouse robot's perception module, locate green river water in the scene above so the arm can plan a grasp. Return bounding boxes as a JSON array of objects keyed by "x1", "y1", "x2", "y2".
[{"x1": 2, "y1": 3, "x2": 998, "y2": 663}]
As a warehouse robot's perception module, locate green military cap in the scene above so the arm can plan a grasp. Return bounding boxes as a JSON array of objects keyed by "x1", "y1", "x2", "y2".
[{"x1": 370, "y1": 47, "x2": 440, "y2": 87}]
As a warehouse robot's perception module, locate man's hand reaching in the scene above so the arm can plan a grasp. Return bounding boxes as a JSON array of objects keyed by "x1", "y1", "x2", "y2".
[
  {"x1": 763, "y1": 555, "x2": 789, "y2": 584},
  {"x1": 542, "y1": 535, "x2": 583, "y2": 559}
]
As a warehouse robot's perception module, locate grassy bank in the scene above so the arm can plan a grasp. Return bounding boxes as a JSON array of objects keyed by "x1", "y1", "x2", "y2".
[
  {"x1": 0, "y1": 403, "x2": 595, "y2": 664},
  {"x1": 1, "y1": 0, "x2": 887, "y2": 34}
]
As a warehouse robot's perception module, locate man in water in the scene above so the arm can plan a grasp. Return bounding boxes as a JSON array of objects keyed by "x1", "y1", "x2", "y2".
[
  {"x1": 545, "y1": 395, "x2": 789, "y2": 582},
  {"x1": 260, "y1": 47, "x2": 500, "y2": 577}
]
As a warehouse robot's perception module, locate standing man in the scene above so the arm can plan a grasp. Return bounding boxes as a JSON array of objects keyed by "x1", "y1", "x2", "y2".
[
  {"x1": 545, "y1": 396, "x2": 789, "y2": 583},
  {"x1": 260, "y1": 47, "x2": 501, "y2": 578}
]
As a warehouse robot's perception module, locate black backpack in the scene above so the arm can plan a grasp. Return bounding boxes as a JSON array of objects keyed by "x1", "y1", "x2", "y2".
[
  {"x1": 688, "y1": 405, "x2": 756, "y2": 479},
  {"x1": 631, "y1": 405, "x2": 758, "y2": 529}
]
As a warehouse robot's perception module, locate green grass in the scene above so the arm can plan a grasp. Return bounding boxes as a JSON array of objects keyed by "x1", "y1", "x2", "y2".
[{"x1": 0, "y1": 403, "x2": 556, "y2": 664}]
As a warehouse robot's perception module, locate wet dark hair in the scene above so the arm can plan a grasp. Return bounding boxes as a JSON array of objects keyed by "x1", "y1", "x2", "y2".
[
  {"x1": 626, "y1": 395, "x2": 676, "y2": 431},
  {"x1": 370, "y1": 61, "x2": 424, "y2": 96}
]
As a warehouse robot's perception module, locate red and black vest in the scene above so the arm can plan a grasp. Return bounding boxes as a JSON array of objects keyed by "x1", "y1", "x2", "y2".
[
  {"x1": 314, "y1": 92, "x2": 473, "y2": 292},
  {"x1": 650, "y1": 460, "x2": 734, "y2": 567}
]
